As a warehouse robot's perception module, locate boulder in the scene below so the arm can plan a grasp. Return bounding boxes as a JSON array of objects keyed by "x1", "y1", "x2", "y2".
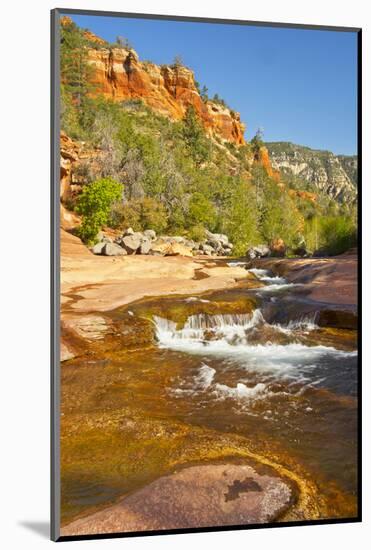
[
  {"x1": 92, "y1": 242, "x2": 106, "y2": 255},
  {"x1": 121, "y1": 234, "x2": 142, "y2": 254},
  {"x1": 201, "y1": 243, "x2": 215, "y2": 256},
  {"x1": 143, "y1": 229, "x2": 156, "y2": 240},
  {"x1": 102, "y1": 243, "x2": 127, "y2": 256},
  {"x1": 205, "y1": 230, "x2": 229, "y2": 247},
  {"x1": 96, "y1": 232, "x2": 113, "y2": 244},
  {"x1": 246, "y1": 244, "x2": 271, "y2": 260},
  {"x1": 150, "y1": 241, "x2": 193, "y2": 257},
  {"x1": 150, "y1": 241, "x2": 170, "y2": 256},
  {"x1": 139, "y1": 237, "x2": 152, "y2": 255},
  {"x1": 271, "y1": 238, "x2": 286, "y2": 257},
  {"x1": 166, "y1": 242, "x2": 193, "y2": 257}
]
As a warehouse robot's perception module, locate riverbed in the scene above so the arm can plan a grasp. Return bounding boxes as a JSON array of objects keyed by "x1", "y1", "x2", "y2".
[{"x1": 60, "y1": 258, "x2": 358, "y2": 534}]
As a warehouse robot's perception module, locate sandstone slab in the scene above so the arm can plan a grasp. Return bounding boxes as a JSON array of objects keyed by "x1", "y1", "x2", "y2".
[{"x1": 61, "y1": 463, "x2": 293, "y2": 536}]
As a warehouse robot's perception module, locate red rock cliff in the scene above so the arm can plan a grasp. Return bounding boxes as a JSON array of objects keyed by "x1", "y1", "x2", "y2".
[{"x1": 86, "y1": 46, "x2": 245, "y2": 145}]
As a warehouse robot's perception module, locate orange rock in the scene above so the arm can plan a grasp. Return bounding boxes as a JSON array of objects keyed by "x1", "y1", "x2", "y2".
[
  {"x1": 254, "y1": 146, "x2": 280, "y2": 181},
  {"x1": 86, "y1": 46, "x2": 245, "y2": 145},
  {"x1": 271, "y1": 238, "x2": 286, "y2": 257}
]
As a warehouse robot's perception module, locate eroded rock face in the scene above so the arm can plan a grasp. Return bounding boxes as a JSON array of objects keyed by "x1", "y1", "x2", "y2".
[
  {"x1": 61, "y1": 463, "x2": 294, "y2": 535},
  {"x1": 86, "y1": 46, "x2": 245, "y2": 145},
  {"x1": 266, "y1": 142, "x2": 357, "y2": 203}
]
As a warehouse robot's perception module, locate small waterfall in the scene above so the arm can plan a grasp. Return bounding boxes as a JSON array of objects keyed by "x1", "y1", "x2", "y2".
[{"x1": 153, "y1": 310, "x2": 265, "y2": 346}]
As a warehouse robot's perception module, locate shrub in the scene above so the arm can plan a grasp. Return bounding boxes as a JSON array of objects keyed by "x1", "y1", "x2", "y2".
[
  {"x1": 220, "y1": 181, "x2": 261, "y2": 255},
  {"x1": 76, "y1": 178, "x2": 123, "y2": 243},
  {"x1": 110, "y1": 197, "x2": 168, "y2": 233},
  {"x1": 188, "y1": 224, "x2": 206, "y2": 242},
  {"x1": 188, "y1": 192, "x2": 216, "y2": 229}
]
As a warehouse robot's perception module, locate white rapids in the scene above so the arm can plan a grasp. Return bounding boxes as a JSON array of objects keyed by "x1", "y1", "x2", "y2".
[{"x1": 154, "y1": 264, "x2": 356, "y2": 409}]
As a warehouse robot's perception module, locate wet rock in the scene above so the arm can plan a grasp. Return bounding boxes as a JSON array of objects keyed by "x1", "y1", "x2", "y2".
[
  {"x1": 60, "y1": 340, "x2": 75, "y2": 361},
  {"x1": 61, "y1": 463, "x2": 294, "y2": 535},
  {"x1": 102, "y1": 243, "x2": 127, "y2": 256},
  {"x1": 318, "y1": 309, "x2": 357, "y2": 330}
]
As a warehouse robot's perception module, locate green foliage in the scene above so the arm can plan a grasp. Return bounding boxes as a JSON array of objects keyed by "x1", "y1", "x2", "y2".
[
  {"x1": 188, "y1": 192, "x2": 216, "y2": 229},
  {"x1": 76, "y1": 178, "x2": 123, "y2": 243},
  {"x1": 188, "y1": 224, "x2": 206, "y2": 242},
  {"x1": 212, "y1": 93, "x2": 228, "y2": 108},
  {"x1": 251, "y1": 128, "x2": 264, "y2": 154},
  {"x1": 181, "y1": 106, "x2": 211, "y2": 166},
  {"x1": 220, "y1": 180, "x2": 261, "y2": 255},
  {"x1": 201, "y1": 85, "x2": 209, "y2": 102},
  {"x1": 110, "y1": 197, "x2": 168, "y2": 233},
  {"x1": 260, "y1": 179, "x2": 303, "y2": 249},
  {"x1": 304, "y1": 215, "x2": 356, "y2": 256},
  {"x1": 61, "y1": 20, "x2": 93, "y2": 106}
]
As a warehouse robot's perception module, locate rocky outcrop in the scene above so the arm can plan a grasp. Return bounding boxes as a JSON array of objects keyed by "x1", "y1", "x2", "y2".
[
  {"x1": 85, "y1": 45, "x2": 245, "y2": 145},
  {"x1": 253, "y1": 146, "x2": 280, "y2": 182},
  {"x1": 266, "y1": 142, "x2": 357, "y2": 203},
  {"x1": 60, "y1": 131, "x2": 100, "y2": 204}
]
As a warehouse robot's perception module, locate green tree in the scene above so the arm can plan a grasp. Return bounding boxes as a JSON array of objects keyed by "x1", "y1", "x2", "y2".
[
  {"x1": 251, "y1": 128, "x2": 264, "y2": 155},
  {"x1": 259, "y1": 178, "x2": 303, "y2": 248},
  {"x1": 188, "y1": 192, "x2": 216, "y2": 228},
  {"x1": 76, "y1": 178, "x2": 123, "y2": 243},
  {"x1": 181, "y1": 106, "x2": 211, "y2": 166},
  {"x1": 221, "y1": 181, "x2": 260, "y2": 255},
  {"x1": 172, "y1": 54, "x2": 184, "y2": 68},
  {"x1": 201, "y1": 85, "x2": 209, "y2": 101},
  {"x1": 61, "y1": 20, "x2": 93, "y2": 107}
]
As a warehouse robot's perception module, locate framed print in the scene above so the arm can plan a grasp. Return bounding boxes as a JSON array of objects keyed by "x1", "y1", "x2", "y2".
[{"x1": 51, "y1": 8, "x2": 361, "y2": 542}]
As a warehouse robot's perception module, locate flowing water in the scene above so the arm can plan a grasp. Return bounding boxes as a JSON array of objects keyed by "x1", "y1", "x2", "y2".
[{"x1": 61, "y1": 264, "x2": 358, "y2": 524}]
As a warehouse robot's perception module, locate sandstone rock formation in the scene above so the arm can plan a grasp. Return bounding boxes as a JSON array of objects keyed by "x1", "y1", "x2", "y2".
[{"x1": 84, "y1": 40, "x2": 245, "y2": 144}]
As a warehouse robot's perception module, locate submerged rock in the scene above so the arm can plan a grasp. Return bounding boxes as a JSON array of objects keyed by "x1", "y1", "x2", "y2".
[{"x1": 61, "y1": 463, "x2": 294, "y2": 535}]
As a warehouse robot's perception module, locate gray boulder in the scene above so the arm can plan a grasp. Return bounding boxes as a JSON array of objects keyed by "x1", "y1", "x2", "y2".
[
  {"x1": 201, "y1": 243, "x2": 215, "y2": 256},
  {"x1": 143, "y1": 229, "x2": 156, "y2": 240},
  {"x1": 92, "y1": 242, "x2": 106, "y2": 255},
  {"x1": 120, "y1": 234, "x2": 142, "y2": 254},
  {"x1": 246, "y1": 244, "x2": 271, "y2": 260},
  {"x1": 139, "y1": 237, "x2": 152, "y2": 255},
  {"x1": 124, "y1": 227, "x2": 135, "y2": 236},
  {"x1": 205, "y1": 230, "x2": 229, "y2": 247},
  {"x1": 102, "y1": 243, "x2": 127, "y2": 256}
]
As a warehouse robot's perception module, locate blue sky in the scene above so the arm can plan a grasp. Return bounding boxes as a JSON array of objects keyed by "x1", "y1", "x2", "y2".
[{"x1": 68, "y1": 14, "x2": 358, "y2": 155}]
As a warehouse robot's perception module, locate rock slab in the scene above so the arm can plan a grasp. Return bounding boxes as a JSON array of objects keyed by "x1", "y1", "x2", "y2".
[{"x1": 61, "y1": 463, "x2": 293, "y2": 536}]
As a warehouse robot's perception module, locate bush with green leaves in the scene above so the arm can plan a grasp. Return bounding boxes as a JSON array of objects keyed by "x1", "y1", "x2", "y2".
[
  {"x1": 110, "y1": 197, "x2": 168, "y2": 233},
  {"x1": 76, "y1": 178, "x2": 123, "y2": 243}
]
